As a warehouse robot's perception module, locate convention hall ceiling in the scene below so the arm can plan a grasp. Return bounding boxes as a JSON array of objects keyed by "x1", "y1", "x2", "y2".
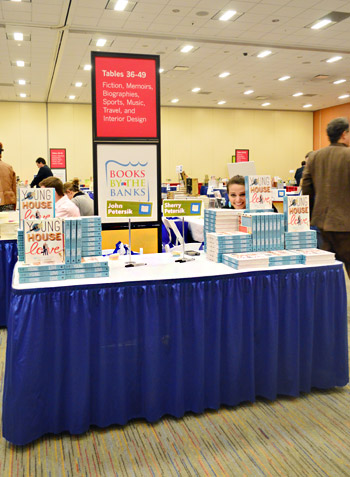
[{"x1": 1, "y1": 0, "x2": 350, "y2": 111}]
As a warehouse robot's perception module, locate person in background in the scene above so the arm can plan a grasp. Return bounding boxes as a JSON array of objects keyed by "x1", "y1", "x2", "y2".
[
  {"x1": 224, "y1": 175, "x2": 246, "y2": 209},
  {"x1": 302, "y1": 117, "x2": 350, "y2": 278},
  {"x1": 0, "y1": 142, "x2": 16, "y2": 211},
  {"x1": 294, "y1": 151, "x2": 312, "y2": 186},
  {"x1": 39, "y1": 176, "x2": 80, "y2": 218},
  {"x1": 30, "y1": 157, "x2": 53, "y2": 188},
  {"x1": 63, "y1": 178, "x2": 94, "y2": 216}
]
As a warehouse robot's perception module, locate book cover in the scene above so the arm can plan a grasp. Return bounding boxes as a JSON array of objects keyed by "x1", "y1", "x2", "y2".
[
  {"x1": 19, "y1": 188, "x2": 55, "y2": 222},
  {"x1": 245, "y1": 175, "x2": 272, "y2": 210},
  {"x1": 23, "y1": 218, "x2": 64, "y2": 265},
  {"x1": 283, "y1": 195, "x2": 310, "y2": 232}
]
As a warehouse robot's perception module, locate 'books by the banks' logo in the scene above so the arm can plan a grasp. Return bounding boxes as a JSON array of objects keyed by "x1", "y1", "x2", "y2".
[{"x1": 105, "y1": 160, "x2": 150, "y2": 200}]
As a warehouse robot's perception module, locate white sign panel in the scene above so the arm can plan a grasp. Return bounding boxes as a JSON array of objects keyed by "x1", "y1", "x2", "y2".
[{"x1": 96, "y1": 143, "x2": 158, "y2": 224}]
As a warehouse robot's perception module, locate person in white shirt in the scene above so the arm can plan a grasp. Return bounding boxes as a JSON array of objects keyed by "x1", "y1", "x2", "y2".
[{"x1": 39, "y1": 176, "x2": 80, "y2": 218}]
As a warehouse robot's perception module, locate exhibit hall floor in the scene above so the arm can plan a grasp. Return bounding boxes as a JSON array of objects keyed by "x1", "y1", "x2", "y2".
[{"x1": 0, "y1": 271, "x2": 348, "y2": 476}]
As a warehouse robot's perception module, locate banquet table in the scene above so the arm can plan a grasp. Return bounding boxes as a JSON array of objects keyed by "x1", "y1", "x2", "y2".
[
  {"x1": 3, "y1": 254, "x2": 348, "y2": 446},
  {"x1": 0, "y1": 239, "x2": 18, "y2": 327}
]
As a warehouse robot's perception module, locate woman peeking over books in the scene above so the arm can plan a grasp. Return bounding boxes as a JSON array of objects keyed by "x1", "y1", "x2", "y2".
[
  {"x1": 224, "y1": 175, "x2": 246, "y2": 209},
  {"x1": 63, "y1": 178, "x2": 94, "y2": 216}
]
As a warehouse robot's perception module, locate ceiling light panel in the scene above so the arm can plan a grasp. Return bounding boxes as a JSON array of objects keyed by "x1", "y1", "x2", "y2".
[
  {"x1": 105, "y1": 0, "x2": 137, "y2": 12},
  {"x1": 257, "y1": 50, "x2": 272, "y2": 58},
  {"x1": 333, "y1": 79, "x2": 346, "y2": 84},
  {"x1": 326, "y1": 56, "x2": 342, "y2": 63},
  {"x1": 211, "y1": 10, "x2": 243, "y2": 21}
]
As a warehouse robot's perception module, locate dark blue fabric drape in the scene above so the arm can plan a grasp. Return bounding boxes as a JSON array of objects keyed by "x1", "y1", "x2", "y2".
[
  {"x1": 0, "y1": 240, "x2": 18, "y2": 327},
  {"x1": 3, "y1": 263, "x2": 348, "y2": 445}
]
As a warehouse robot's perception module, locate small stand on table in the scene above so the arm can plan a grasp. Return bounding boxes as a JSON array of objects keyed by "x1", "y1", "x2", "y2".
[{"x1": 125, "y1": 218, "x2": 147, "y2": 268}]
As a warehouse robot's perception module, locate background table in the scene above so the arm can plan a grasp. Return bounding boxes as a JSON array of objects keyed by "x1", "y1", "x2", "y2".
[
  {"x1": 0, "y1": 239, "x2": 18, "y2": 327},
  {"x1": 3, "y1": 255, "x2": 348, "y2": 445}
]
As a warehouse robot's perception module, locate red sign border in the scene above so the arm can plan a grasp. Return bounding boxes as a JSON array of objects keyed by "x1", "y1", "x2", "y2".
[
  {"x1": 91, "y1": 52, "x2": 160, "y2": 142},
  {"x1": 50, "y1": 148, "x2": 66, "y2": 169},
  {"x1": 235, "y1": 149, "x2": 249, "y2": 163}
]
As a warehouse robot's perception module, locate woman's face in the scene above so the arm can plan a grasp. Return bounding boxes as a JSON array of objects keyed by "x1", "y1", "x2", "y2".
[
  {"x1": 66, "y1": 190, "x2": 74, "y2": 200},
  {"x1": 228, "y1": 183, "x2": 246, "y2": 209}
]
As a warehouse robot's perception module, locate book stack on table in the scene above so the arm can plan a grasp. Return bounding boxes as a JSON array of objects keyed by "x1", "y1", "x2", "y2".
[
  {"x1": 284, "y1": 230, "x2": 317, "y2": 249},
  {"x1": 222, "y1": 252, "x2": 270, "y2": 270},
  {"x1": 295, "y1": 248, "x2": 336, "y2": 265},
  {"x1": 206, "y1": 231, "x2": 252, "y2": 263},
  {"x1": 16, "y1": 216, "x2": 108, "y2": 283},
  {"x1": 265, "y1": 250, "x2": 304, "y2": 266},
  {"x1": 239, "y1": 212, "x2": 284, "y2": 251},
  {"x1": 81, "y1": 216, "x2": 102, "y2": 257}
]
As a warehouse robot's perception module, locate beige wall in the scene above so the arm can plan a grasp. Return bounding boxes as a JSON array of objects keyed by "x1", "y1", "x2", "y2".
[
  {"x1": 161, "y1": 107, "x2": 313, "y2": 182},
  {"x1": 0, "y1": 102, "x2": 313, "y2": 184}
]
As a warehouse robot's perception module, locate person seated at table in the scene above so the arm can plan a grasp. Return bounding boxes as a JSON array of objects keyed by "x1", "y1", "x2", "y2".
[
  {"x1": 224, "y1": 175, "x2": 246, "y2": 209},
  {"x1": 63, "y1": 178, "x2": 94, "y2": 216},
  {"x1": 39, "y1": 176, "x2": 80, "y2": 218}
]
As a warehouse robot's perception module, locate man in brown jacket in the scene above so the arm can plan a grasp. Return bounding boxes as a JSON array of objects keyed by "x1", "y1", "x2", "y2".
[
  {"x1": 0, "y1": 142, "x2": 16, "y2": 211},
  {"x1": 302, "y1": 117, "x2": 350, "y2": 277}
]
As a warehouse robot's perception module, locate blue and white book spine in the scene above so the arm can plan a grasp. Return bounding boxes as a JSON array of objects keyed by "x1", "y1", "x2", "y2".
[
  {"x1": 19, "y1": 274, "x2": 66, "y2": 284},
  {"x1": 264, "y1": 214, "x2": 269, "y2": 251},
  {"x1": 283, "y1": 196, "x2": 289, "y2": 231},
  {"x1": 272, "y1": 215, "x2": 276, "y2": 250},
  {"x1": 18, "y1": 270, "x2": 66, "y2": 278},
  {"x1": 244, "y1": 176, "x2": 250, "y2": 209},
  {"x1": 76, "y1": 218, "x2": 82, "y2": 264},
  {"x1": 279, "y1": 214, "x2": 284, "y2": 250},
  {"x1": 64, "y1": 219, "x2": 71, "y2": 264},
  {"x1": 260, "y1": 214, "x2": 265, "y2": 251},
  {"x1": 66, "y1": 271, "x2": 109, "y2": 279},
  {"x1": 70, "y1": 219, "x2": 76, "y2": 263},
  {"x1": 18, "y1": 261, "x2": 66, "y2": 273}
]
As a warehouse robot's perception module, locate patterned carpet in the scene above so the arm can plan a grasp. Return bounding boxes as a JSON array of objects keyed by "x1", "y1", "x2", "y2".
[{"x1": 0, "y1": 273, "x2": 349, "y2": 476}]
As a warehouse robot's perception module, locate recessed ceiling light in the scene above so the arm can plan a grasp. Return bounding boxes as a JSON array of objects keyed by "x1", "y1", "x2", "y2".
[
  {"x1": 218, "y1": 101, "x2": 226, "y2": 105},
  {"x1": 333, "y1": 79, "x2": 346, "y2": 84},
  {"x1": 84, "y1": 64, "x2": 92, "y2": 71},
  {"x1": 159, "y1": 68, "x2": 164, "y2": 73},
  {"x1": 171, "y1": 98, "x2": 179, "y2": 103},
  {"x1": 278, "y1": 75, "x2": 291, "y2": 81},
  {"x1": 338, "y1": 94, "x2": 350, "y2": 99},
  {"x1": 293, "y1": 92, "x2": 303, "y2": 97},
  {"x1": 326, "y1": 56, "x2": 342, "y2": 63},
  {"x1": 14, "y1": 32, "x2": 23, "y2": 41},
  {"x1": 96, "y1": 39, "x2": 107, "y2": 47},
  {"x1": 192, "y1": 87, "x2": 201, "y2": 93},
  {"x1": 11, "y1": 0, "x2": 22, "y2": 2},
  {"x1": 261, "y1": 102, "x2": 270, "y2": 106},
  {"x1": 16, "y1": 60, "x2": 25, "y2": 67},
  {"x1": 114, "y1": 0, "x2": 128, "y2": 11},
  {"x1": 219, "y1": 10, "x2": 236, "y2": 21},
  {"x1": 303, "y1": 104, "x2": 312, "y2": 108},
  {"x1": 219, "y1": 72, "x2": 230, "y2": 78},
  {"x1": 69, "y1": 95, "x2": 76, "y2": 100},
  {"x1": 257, "y1": 50, "x2": 272, "y2": 58},
  {"x1": 311, "y1": 19, "x2": 332, "y2": 29},
  {"x1": 75, "y1": 82, "x2": 83, "y2": 87},
  {"x1": 18, "y1": 79, "x2": 26, "y2": 85},
  {"x1": 244, "y1": 90, "x2": 254, "y2": 95},
  {"x1": 20, "y1": 93, "x2": 26, "y2": 98},
  {"x1": 181, "y1": 45, "x2": 194, "y2": 53}
]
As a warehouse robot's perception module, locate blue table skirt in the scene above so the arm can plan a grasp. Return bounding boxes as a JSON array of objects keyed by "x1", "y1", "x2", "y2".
[
  {"x1": 3, "y1": 263, "x2": 348, "y2": 445},
  {"x1": 0, "y1": 240, "x2": 18, "y2": 327}
]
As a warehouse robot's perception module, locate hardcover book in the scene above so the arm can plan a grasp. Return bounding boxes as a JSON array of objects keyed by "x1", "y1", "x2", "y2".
[
  {"x1": 245, "y1": 175, "x2": 272, "y2": 210},
  {"x1": 19, "y1": 188, "x2": 55, "y2": 222},
  {"x1": 283, "y1": 195, "x2": 310, "y2": 232},
  {"x1": 23, "y1": 218, "x2": 64, "y2": 265}
]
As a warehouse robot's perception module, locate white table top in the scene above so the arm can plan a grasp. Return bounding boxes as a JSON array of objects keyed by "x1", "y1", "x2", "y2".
[{"x1": 12, "y1": 252, "x2": 340, "y2": 291}]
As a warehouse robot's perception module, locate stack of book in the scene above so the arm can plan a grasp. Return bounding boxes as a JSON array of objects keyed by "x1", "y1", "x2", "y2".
[
  {"x1": 81, "y1": 217, "x2": 102, "y2": 257},
  {"x1": 18, "y1": 262, "x2": 66, "y2": 283},
  {"x1": 284, "y1": 230, "x2": 317, "y2": 249},
  {"x1": 65, "y1": 256, "x2": 109, "y2": 279},
  {"x1": 17, "y1": 229, "x2": 25, "y2": 261},
  {"x1": 206, "y1": 231, "x2": 252, "y2": 262},
  {"x1": 204, "y1": 209, "x2": 245, "y2": 252},
  {"x1": 222, "y1": 252, "x2": 270, "y2": 270},
  {"x1": 265, "y1": 250, "x2": 304, "y2": 266},
  {"x1": 295, "y1": 248, "x2": 336, "y2": 265},
  {"x1": 239, "y1": 212, "x2": 284, "y2": 251},
  {"x1": 17, "y1": 257, "x2": 109, "y2": 283}
]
